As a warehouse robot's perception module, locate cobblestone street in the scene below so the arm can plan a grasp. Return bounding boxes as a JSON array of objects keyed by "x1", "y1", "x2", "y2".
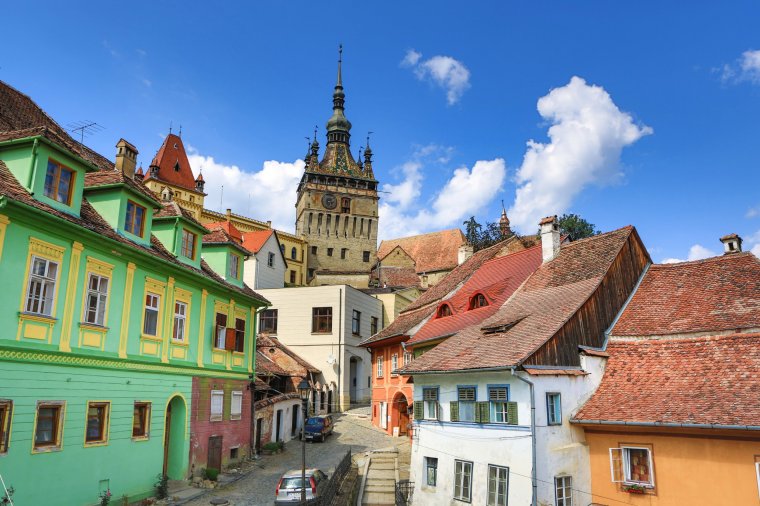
[{"x1": 184, "y1": 413, "x2": 401, "y2": 506}]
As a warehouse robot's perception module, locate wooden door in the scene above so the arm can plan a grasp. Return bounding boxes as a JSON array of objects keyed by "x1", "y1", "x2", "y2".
[
  {"x1": 162, "y1": 403, "x2": 172, "y2": 475},
  {"x1": 208, "y1": 435, "x2": 223, "y2": 471},
  {"x1": 255, "y1": 418, "x2": 263, "y2": 454},
  {"x1": 275, "y1": 410, "x2": 282, "y2": 441},
  {"x1": 399, "y1": 403, "x2": 409, "y2": 435}
]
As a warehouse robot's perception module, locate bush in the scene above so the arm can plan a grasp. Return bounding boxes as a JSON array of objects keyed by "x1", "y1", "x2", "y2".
[
  {"x1": 154, "y1": 474, "x2": 169, "y2": 500},
  {"x1": 205, "y1": 468, "x2": 220, "y2": 481},
  {"x1": 263, "y1": 441, "x2": 280, "y2": 451}
]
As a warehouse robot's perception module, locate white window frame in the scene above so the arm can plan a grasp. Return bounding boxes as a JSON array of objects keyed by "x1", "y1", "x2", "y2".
[
  {"x1": 143, "y1": 292, "x2": 160, "y2": 336},
  {"x1": 454, "y1": 460, "x2": 473, "y2": 502},
  {"x1": 391, "y1": 354, "x2": 398, "y2": 375},
  {"x1": 84, "y1": 273, "x2": 109, "y2": 326},
  {"x1": 173, "y1": 300, "x2": 187, "y2": 341},
  {"x1": 489, "y1": 386, "x2": 509, "y2": 423},
  {"x1": 458, "y1": 386, "x2": 477, "y2": 422},
  {"x1": 554, "y1": 475, "x2": 573, "y2": 506},
  {"x1": 547, "y1": 392, "x2": 562, "y2": 425},
  {"x1": 403, "y1": 351, "x2": 412, "y2": 366},
  {"x1": 376, "y1": 355, "x2": 384, "y2": 377},
  {"x1": 425, "y1": 457, "x2": 438, "y2": 487},
  {"x1": 230, "y1": 391, "x2": 243, "y2": 420},
  {"x1": 756, "y1": 462, "x2": 760, "y2": 499},
  {"x1": 210, "y1": 390, "x2": 224, "y2": 422},
  {"x1": 380, "y1": 402, "x2": 388, "y2": 429},
  {"x1": 25, "y1": 256, "x2": 59, "y2": 316},
  {"x1": 423, "y1": 388, "x2": 438, "y2": 420},
  {"x1": 609, "y1": 446, "x2": 655, "y2": 488},
  {"x1": 487, "y1": 465, "x2": 509, "y2": 506}
]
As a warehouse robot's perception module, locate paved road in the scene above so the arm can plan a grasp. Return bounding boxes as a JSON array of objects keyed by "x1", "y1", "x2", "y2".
[{"x1": 184, "y1": 413, "x2": 397, "y2": 506}]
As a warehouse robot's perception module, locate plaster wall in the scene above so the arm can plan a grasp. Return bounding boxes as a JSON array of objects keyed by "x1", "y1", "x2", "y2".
[{"x1": 243, "y1": 233, "x2": 286, "y2": 290}]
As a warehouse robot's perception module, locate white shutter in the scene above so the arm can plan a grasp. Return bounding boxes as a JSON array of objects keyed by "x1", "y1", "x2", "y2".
[
  {"x1": 609, "y1": 448, "x2": 624, "y2": 482},
  {"x1": 231, "y1": 391, "x2": 243, "y2": 418},
  {"x1": 211, "y1": 390, "x2": 224, "y2": 419}
]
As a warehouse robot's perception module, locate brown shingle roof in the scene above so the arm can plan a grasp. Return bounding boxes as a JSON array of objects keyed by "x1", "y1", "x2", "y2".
[
  {"x1": 612, "y1": 253, "x2": 760, "y2": 337},
  {"x1": 153, "y1": 200, "x2": 208, "y2": 232},
  {"x1": 84, "y1": 169, "x2": 163, "y2": 207},
  {"x1": 378, "y1": 228, "x2": 466, "y2": 273},
  {"x1": 203, "y1": 228, "x2": 252, "y2": 256},
  {"x1": 257, "y1": 334, "x2": 320, "y2": 375},
  {"x1": 144, "y1": 133, "x2": 200, "y2": 192},
  {"x1": 573, "y1": 333, "x2": 760, "y2": 428}
]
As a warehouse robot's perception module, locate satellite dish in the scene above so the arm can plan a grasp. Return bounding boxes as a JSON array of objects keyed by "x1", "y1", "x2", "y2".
[{"x1": 326, "y1": 354, "x2": 336, "y2": 365}]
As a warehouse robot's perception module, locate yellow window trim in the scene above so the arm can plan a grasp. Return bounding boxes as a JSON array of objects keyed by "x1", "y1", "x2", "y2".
[
  {"x1": 79, "y1": 323, "x2": 108, "y2": 333},
  {"x1": 141, "y1": 277, "x2": 166, "y2": 342},
  {"x1": 0, "y1": 399, "x2": 13, "y2": 454},
  {"x1": 19, "y1": 237, "x2": 66, "y2": 316},
  {"x1": 131, "y1": 401, "x2": 152, "y2": 441},
  {"x1": 140, "y1": 334, "x2": 164, "y2": 343},
  {"x1": 83, "y1": 400, "x2": 111, "y2": 448},
  {"x1": 80, "y1": 258, "x2": 114, "y2": 329},
  {"x1": 31, "y1": 400, "x2": 66, "y2": 454},
  {"x1": 171, "y1": 288, "x2": 192, "y2": 346}
]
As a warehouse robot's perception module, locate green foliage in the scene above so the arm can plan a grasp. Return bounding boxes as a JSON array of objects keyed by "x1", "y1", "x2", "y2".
[
  {"x1": 205, "y1": 468, "x2": 220, "y2": 481},
  {"x1": 556, "y1": 213, "x2": 600, "y2": 241},
  {"x1": 1, "y1": 486, "x2": 15, "y2": 505},
  {"x1": 262, "y1": 441, "x2": 283, "y2": 451},
  {"x1": 462, "y1": 216, "x2": 508, "y2": 252},
  {"x1": 99, "y1": 489, "x2": 112, "y2": 506},
  {"x1": 154, "y1": 474, "x2": 169, "y2": 500}
]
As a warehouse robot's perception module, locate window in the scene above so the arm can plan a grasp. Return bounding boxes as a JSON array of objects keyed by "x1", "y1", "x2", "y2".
[
  {"x1": 181, "y1": 230, "x2": 196, "y2": 259},
  {"x1": 363, "y1": 251, "x2": 370, "y2": 262},
  {"x1": 290, "y1": 270, "x2": 296, "y2": 284},
  {"x1": 34, "y1": 402, "x2": 64, "y2": 450},
  {"x1": 391, "y1": 354, "x2": 398, "y2": 375},
  {"x1": 425, "y1": 457, "x2": 438, "y2": 487},
  {"x1": 215, "y1": 312, "x2": 228, "y2": 348},
  {"x1": 352, "y1": 310, "x2": 361, "y2": 335},
  {"x1": 547, "y1": 393, "x2": 562, "y2": 425},
  {"x1": 469, "y1": 293, "x2": 489, "y2": 309},
  {"x1": 0, "y1": 401, "x2": 12, "y2": 453},
  {"x1": 489, "y1": 386, "x2": 509, "y2": 423},
  {"x1": 437, "y1": 303, "x2": 452, "y2": 318},
  {"x1": 235, "y1": 318, "x2": 246, "y2": 353},
  {"x1": 488, "y1": 465, "x2": 509, "y2": 506},
  {"x1": 327, "y1": 247, "x2": 334, "y2": 257},
  {"x1": 44, "y1": 159, "x2": 75, "y2": 204},
  {"x1": 610, "y1": 446, "x2": 655, "y2": 488},
  {"x1": 231, "y1": 391, "x2": 243, "y2": 420},
  {"x1": 267, "y1": 251, "x2": 276, "y2": 267},
  {"x1": 454, "y1": 460, "x2": 473, "y2": 502},
  {"x1": 311, "y1": 246, "x2": 317, "y2": 255},
  {"x1": 260, "y1": 309, "x2": 278, "y2": 334},
  {"x1": 403, "y1": 351, "x2": 413, "y2": 366},
  {"x1": 229, "y1": 253, "x2": 240, "y2": 279},
  {"x1": 341, "y1": 248, "x2": 347, "y2": 259},
  {"x1": 291, "y1": 247, "x2": 297, "y2": 260},
  {"x1": 312, "y1": 307, "x2": 332, "y2": 333},
  {"x1": 423, "y1": 388, "x2": 438, "y2": 420},
  {"x1": 458, "y1": 387, "x2": 476, "y2": 422},
  {"x1": 143, "y1": 293, "x2": 160, "y2": 336},
  {"x1": 376, "y1": 355, "x2": 384, "y2": 377},
  {"x1": 84, "y1": 273, "x2": 109, "y2": 326},
  {"x1": 85, "y1": 402, "x2": 110, "y2": 444},
  {"x1": 25, "y1": 256, "x2": 59, "y2": 316},
  {"x1": 308, "y1": 268, "x2": 315, "y2": 279},
  {"x1": 124, "y1": 200, "x2": 146, "y2": 237},
  {"x1": 555, "y1": 476, "x2": 572, "y2": 506},
  {"x1": 341, "y1": 197, "x2": 351, "y2": 213},
  {"x1": 173, "y1": 301, "x2": 187, "y2": 341},
  {"x1": 280, "y1": 244, "x2": 285, "y2": 254},
  {"x1": 132, "y1": 402, "x2": 151, "y2": 439},
  {"x1": 371, "y1": 316, "x2": 379, "y2": 335},
  {"x1": 210, "y1": 390, "x2": 224, "y2": 421}
]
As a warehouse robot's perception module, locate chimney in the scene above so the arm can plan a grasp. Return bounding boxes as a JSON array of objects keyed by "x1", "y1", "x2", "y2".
[
  {"x1": 540, "y1": 215, "x2": 561, "y2": 263},
  {"x1": 115, "y1": 138, "x2": 138, "y2": 179},
  {"x1": 720, "y1": 233, "x2": 742, "y2": 254},
  {"x1": 458, "y1": 244, "x2": 474, "y2": 265}
]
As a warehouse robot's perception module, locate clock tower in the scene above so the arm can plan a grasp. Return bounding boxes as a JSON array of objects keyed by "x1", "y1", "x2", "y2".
[{"x1": 295, "y1": 47, "x2": 379, "y2": 287}]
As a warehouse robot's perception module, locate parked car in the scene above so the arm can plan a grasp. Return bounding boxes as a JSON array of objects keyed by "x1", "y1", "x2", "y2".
[
  {"x1": 274, "y1": 468, "x2": 329, "y2": 504},
  {"x1": 303, "y1": 415, "x2": 334, "y2": 442}
]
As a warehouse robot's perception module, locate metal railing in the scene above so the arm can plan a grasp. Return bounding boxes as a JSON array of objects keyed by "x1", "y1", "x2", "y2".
[
  {"x1": 395, "y1": 480, "x2": 414, "y2": 506},
  {"x1": 302, "y1": 449, "x2": 352, "y2": 506}
]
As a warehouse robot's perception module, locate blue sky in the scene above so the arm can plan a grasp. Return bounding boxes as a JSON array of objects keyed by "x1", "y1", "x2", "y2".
[{"x1": 2, "y1": 1, "x2": 759, "y2": 260}]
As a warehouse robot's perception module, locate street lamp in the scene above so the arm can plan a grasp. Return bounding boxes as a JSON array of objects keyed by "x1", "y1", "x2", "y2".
[{"x1": 297, "y1": 378, "x2": 311, "y2": 504}]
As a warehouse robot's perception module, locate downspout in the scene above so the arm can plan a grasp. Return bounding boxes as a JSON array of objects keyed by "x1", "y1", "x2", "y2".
[
  {"x1": 172, "y1": 217, "x2": 180, "y2": 253},
  {"x1": 511, "y1": 367, "x2": 537, "y2": 506},
  {"x1": 26, "y1": 138, "x2": 40, "y2": 191},
  {"x1": 337, "y1": 287, "x2": 343, "y2": 412},
  {"x1": 250, "y1": 305, "x2": 267, "y2": 457}
]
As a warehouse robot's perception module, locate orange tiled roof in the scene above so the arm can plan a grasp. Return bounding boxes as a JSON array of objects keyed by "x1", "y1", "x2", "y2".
[
  {"x1": 207, "y1": 220, "x2": 244, "y2": 243},
  {"x1": 573, "y1": 333, "x2": 760, "y2": 427},
  {"x1": 378, "y1": 228, "x2": 466, "y2": 274},
  {"x1": 242, "y1": 229, "x2": 274, "y2": 254}
]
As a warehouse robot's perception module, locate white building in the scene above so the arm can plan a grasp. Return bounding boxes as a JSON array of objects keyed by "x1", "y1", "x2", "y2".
[
  {"x1": 402, "y1": 218, "x2": 651, "y2": 506},
  {"x1": 242, "y1": 229, "x2": 287, "y2": 289},
  {"x1": 257, "y1": 285, "x2": 383, "y2": 411}
]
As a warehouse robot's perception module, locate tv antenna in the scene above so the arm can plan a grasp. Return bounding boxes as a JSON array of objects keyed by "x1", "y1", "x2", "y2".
[{"x1": 66, "y1": 121, "x2": 105, "y2": 145}]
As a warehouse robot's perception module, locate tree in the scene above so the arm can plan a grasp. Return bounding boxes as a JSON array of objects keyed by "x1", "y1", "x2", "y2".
[
  {"x1": 557, "y1": 214, "x2": 600, "y2": 241},
  {"x1": 462, "y1": 216, "x2": 482, "y2": 246},
  {"x1": 462, "y1": 217, "x2": 504, "y2": 252}
]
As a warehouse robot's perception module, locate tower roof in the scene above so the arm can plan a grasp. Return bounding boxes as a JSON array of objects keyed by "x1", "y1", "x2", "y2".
[{"x1": 145, "y1": 133, "x2": 200, "y2": 192}]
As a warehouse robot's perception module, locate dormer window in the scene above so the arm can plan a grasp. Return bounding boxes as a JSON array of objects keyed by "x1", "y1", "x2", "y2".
[
  {"x1": 181, "y1": 230, "x2": 197, "y2": 260},
  {"x1": 228, "y1": 253, "x2": 240, "y2": 279},
  {"x1": 174, "y1": 162, "x2": 180, "y2": 172},
  {"x1": 44, "y1": 160, "x2": 75, "y2": 205},
  {"x1": 124, "y1": 200, "x2": 146, "y2": 237},
  {"x1": 437, "y1": 303, "x2": 453, "y2": 318},
  {"x1": 469, "y1": 293, "x2": 489, "y2": 310}
]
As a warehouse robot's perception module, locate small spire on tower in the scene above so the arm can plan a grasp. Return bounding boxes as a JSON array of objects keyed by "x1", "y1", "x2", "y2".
[
  {"x1": 500, "y1": 200, "x2": 512, "y2": 238},
  {"x1": 337, "y1": 44, "x2": 343, "y2": 87}
]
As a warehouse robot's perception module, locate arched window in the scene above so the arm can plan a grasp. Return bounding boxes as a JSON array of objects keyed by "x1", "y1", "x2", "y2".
[
  {"x1": 280, "y1": 244, "x2": 285, "y2": 254},
  {"x1": 291, "y1": 247, "x2": 297, "y2": 260},
  {"x1": 437, "y1": 303, "x2": 453, "y2": 318},
  {"x1": 469, "y1": 293, "x2": 489, "y2": 310}
]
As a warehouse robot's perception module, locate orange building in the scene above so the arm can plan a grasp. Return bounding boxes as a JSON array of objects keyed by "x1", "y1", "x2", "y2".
[{"x1": 573, "y1": 244, "x2": 760, "y2": 505}]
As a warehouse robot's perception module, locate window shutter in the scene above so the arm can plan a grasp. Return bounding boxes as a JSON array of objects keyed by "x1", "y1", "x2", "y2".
[
  {"x1": 507, "y1": 401, "x2": 518, "y2": 425},
  {"x1": 609, "y1": 448, "x2": 624, "y2": 482},
  {"x1": 413, "y1": 401, "x2": 423, "y2": 420},
  {"x1": 225, "y1": 328, "x2": 236, "y2": 351},
  {"x1": 477, "y1": 401, "x2": 490, "y2": 423},
  {"x1": 450, "y1": 401, "x2": 459, "y2": 422}
]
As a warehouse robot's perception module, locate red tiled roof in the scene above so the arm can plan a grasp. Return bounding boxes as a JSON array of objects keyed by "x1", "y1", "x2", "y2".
[
  {"x1": 257, "y1": 334, "x2": 320, "y2": 375},
  {"x1": 153, "y1": 201, "x2": 208, "y2": 231},
  {"x1": 203, "y1": 228, "x2": 251, "y2": 256},
  {"x1": 378, "y1": 228, "x2": 466, "y2": 273},
  {"x1": 84, "y1": 169, "x2": 162, "y2": 207},
  {"x1": 144, "y1": 133, "x2": 199, "y2": 192},
  {"x1": 374, "y1": 266, "x2": 421, "y2": 288},
  {"x1": 242, "y1": 229, "x2": 274, "y2": 253},
  {"x1": 401, "y1": 227, "x2": 638, "y2": 373},
  {"x1": 612, "y1": 253, "x2": 760, "y2": 337},
  {"x1": 207, "y1": 221, "x2": 244, "y2": 243},
  {"x1": 574, "y1": 333, "x2": 760, "y2": 427}
]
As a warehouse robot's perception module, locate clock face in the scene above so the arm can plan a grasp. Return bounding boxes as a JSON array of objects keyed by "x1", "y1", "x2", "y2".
[{"x1": 322, "y1": 193, "x2": 337, "y2": 210}]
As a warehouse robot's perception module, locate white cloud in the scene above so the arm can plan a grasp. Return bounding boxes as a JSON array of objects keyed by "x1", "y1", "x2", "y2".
[
  {"x1": 507, "y1": 76, "x2": 652, "y2": 233},
  {"x1": 401, "y1": 49, "x2": 471, "y2": 105},
  {"x1": 661, "y1": 244, "x2": 718, "y2": 264},
  {"x1": 186, "y1": 147, "x2": 304, "y2": 233},
  {"x1": 746, "y1": 206, "x2": 759, "y2": 219},
  {"x1": 752, "y1": 243, "x2": 760, "y2": 257},
  {"x1": 721, "y1": 49, "x2": 760, "y2": 84},
  {"x1": 141, "y1": 78, "x2": 152, "y2": 88},
  {"x1": 378, "y1": 145, "x2": 506, "y2": 239}
]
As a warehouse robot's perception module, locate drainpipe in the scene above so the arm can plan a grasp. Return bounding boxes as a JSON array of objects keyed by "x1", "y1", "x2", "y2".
[
  {"x1": 250, "y1": 306, "x2": 267, "y2": 458},
  {"x1": 26, "y1": 138, "x2": 40, "y2": 191},
  {"x1": 511, "y1": 367, "x2": 537, "y2": 506},
  {"x1": 172, "y1": 217, "x2": 180, "y2": 252},
  {"x1": 337, "y1": 287, "x2": 343, "y2": 412}
]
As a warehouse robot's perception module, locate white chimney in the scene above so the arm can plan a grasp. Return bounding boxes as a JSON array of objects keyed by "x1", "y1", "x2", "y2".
[
  {"x1": 720, "y1": 233, "x2": 742, "y2": 254},
  {"x1": 458, "y1": 244, "x2": 474, "y2": 265},
  {"x1": 540, "y1": 215, "x2": 560, "y2": 263}
]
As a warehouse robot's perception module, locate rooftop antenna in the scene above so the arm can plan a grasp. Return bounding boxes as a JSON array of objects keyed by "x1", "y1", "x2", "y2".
[
  {"x1": 220, "y1": 185, "x2": 224, "y2": 212},
  {"x1": 178, "y1": 124, "x2": 182, "y2": 138},
  {"x1": 314, "y1": 125, "x2": 318, "y2": 141},
  {"x1": 169, "y1": 121, "x2": 173, "y2": 135},
  {"x1": 367, "y1": 131, "x2": 373, "y2": 147},
  {"x1": 66, "y1": 120, "x2": 104, "y2": 145}
]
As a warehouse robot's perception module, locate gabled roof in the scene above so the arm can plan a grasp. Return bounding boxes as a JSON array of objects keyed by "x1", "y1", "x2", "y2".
[
  {"x1": 257, "y1": 334, "x2": 320, "y2": 375},
  {"x1": 401, "y1": 227, "x2": 643, "y2": 373},
  {"x1": 612, "y1": 252, "x2": 760, "y2": 337},
  {"x1": 203, "y1": 228, "x2": 251, "y2": 256},
  {"x1": 84, "y1": 169, "x2": 163, "y2": 207},
  {"x1": 145, "y1": 133, "x2": 199, "y2": 192},
  {"x1": 573, "y1": 333, "x2": 760, "y2": 428},
  {"x1": 242, "y1": 229, "x2": 274, "y2": 253},
  {"x1": 153, "y1": 200, "x2": 209, "y2": 232},
  {"x1": 207, "y1": 220, "x2": 244, "y2": 243},
  {"x1": 378, "y1": 229, "x2": 466, "y2": 274},
  {"x1": 373, "y1": 266, "x2": 421, "y2": 288}
]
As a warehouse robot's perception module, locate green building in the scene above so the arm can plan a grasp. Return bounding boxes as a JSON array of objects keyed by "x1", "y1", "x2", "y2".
[{"x1": 0, "y1": 81, "x2": 268, "y2": 505}]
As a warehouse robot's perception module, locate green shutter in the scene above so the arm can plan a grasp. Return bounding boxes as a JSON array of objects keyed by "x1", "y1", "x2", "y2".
[
  {"x1": 450, "y1": 401, "x2": 459, "y2": 422},
  {"x1": 507, "y1": 401, "x2": 518, "y2": 425},
  {"x1": 477, "y1": 401, "x2": 490, "y2": 423},
  {"x1": 414, "y1": 401, "x2": 423, "y2": 420},
  {"x1": 436, "y1": 402, "x2": 441, "y2": 420}
]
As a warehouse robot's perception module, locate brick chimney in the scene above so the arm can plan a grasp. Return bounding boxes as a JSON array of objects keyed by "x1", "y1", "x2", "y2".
[
  {"x1": 458, "y1": 244, "x2": 474, "y2": 265},
  {"x1": 720, "y1": 233, "x2": 742, "y2": 254},
  {"x1": 540, "y1": 215, "x2": 560, "y2": 263},
  {"x1": 115, "y1": 138, "x2": 138, "y2": 179}
]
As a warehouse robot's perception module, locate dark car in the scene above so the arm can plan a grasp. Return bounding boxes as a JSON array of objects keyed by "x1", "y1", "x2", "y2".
[{"x1": 303, "y1": 415, "x2": 333, "y2": 442}]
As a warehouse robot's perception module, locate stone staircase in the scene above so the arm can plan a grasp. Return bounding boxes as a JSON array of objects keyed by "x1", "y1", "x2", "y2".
[{"x1": 359, "y1": 448, "x2": 398, "y2": 506}]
